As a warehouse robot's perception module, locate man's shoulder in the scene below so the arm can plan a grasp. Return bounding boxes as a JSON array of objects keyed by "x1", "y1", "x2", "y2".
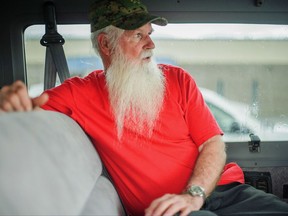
[
  {"x1": 158, "y1": 63, "x2": 184, "y2": 72},
  {"x1": 64, "y1": 69, "x2": 104, "y2": 86},
  {"x1": 158, "y1": 63, "x2": 193, "y2": 81}
]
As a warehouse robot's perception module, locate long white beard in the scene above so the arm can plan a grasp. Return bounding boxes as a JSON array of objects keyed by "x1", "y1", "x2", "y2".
[{"x1": 105, "y1": 48, "x2": 166, "y2": 140}]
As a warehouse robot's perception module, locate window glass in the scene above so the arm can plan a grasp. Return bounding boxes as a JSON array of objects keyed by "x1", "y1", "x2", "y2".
[{"x1": 24, "y1": 24, "x2": 288, "y2": 142}]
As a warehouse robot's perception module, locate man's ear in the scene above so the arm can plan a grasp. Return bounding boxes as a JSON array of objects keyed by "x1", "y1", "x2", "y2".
[{"x1": 98, "y1": 33, "x2": 110, "y2": 56}]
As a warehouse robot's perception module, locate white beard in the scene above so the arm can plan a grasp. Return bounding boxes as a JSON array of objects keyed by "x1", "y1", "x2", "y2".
[{"x1": 105, "y1": 47, "x2": 166, "y2": 140}]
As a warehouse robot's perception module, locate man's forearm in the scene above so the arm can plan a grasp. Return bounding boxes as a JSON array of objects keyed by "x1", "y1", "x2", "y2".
[{"x1": 185, "y1": 135, "x2": 227, "y2": 198}]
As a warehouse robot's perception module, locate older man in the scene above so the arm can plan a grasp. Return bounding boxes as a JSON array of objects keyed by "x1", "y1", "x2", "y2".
[{"x1": 1, "y1": 0, "x2": 288, "y2": 215}]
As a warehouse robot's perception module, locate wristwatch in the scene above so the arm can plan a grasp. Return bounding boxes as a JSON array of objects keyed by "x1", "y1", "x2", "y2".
[{"x1": 186, "y1": 185, "x2": 206, "y2": 201}]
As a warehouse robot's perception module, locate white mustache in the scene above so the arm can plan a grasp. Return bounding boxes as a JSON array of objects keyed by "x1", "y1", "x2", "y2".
[{"x1": 141, "y1": 50, "x2": 153, "y2": 59}]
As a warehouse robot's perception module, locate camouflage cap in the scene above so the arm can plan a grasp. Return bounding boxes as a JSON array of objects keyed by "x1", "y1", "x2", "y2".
[{"x1": 88, "y1": 0, "x2": 168, "y2": 32}]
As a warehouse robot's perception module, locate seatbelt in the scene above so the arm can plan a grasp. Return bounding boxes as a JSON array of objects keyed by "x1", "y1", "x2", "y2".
[{"x1": 40, "y1": 1, "x2": 70, "y2": 90}]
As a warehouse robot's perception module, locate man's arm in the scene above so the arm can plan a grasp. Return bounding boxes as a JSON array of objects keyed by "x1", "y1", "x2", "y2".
[
  {"x1": 0, "y1": 80, "x2": 48, "y2": 112},
  {"x1": 187, "y1": 134, "x2": 226, "y2": 199},
  {"x1": 145, "y1": 134, "x2": 226, "y2": 216}
]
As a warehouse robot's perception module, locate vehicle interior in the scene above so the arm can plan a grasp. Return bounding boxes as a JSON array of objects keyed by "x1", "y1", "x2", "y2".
[{"x1": 0, "y1": 0, "x2": 287, "y2": 215}]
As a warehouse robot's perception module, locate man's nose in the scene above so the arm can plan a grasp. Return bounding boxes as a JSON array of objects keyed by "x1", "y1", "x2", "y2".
[{"x1": 144, "y1": 36, "x2": 155, "y2": 50}]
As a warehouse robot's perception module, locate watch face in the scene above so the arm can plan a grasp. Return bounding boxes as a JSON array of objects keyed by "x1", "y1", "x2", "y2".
[{"x1": 188, "y1": 185, "x2": 205, "y2": 197}]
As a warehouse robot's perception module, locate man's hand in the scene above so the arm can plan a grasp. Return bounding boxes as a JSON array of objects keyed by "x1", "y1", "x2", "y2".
[
  {"x1": 0, "y1": 80, "x2": 48, "y2": 112},
  {"x1": 145, "y1": 193, "x2": 204, "y2": 216}
]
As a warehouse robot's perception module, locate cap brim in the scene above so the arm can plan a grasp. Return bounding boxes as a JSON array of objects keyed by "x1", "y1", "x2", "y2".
[{"x1": 113, "y1": 13, "x2": 168, "y2": 30}]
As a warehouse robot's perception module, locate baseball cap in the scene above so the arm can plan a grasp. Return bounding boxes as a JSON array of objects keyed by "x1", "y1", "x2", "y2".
[{"x1": 88, "y1": 0, "x2": 168, "y2": 32}]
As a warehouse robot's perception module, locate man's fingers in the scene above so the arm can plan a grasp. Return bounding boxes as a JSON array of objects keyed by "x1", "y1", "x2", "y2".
[
  {"x1": 145, "y1": 194, "x2": 203, "y2": 216},
  {"x1": 11, "y1": 82, "x2": 35, "y2": 111},
  {"x1": 145, "y1": 194, "x2": 174, "y2": 216},
  {"x1": 5, "y1": 93, "x2": 24, "y2": 111},
  {"x1": 15, "y1": 83, "x2": 34, "y2": 111},
  {"x1": 0, "y1": 80, "x2": 45, "y2": 112},
  {"x1": 0, "y1": 82, "x2": 28, "y2": 112},
  {"x1": 1, "y1": 100, "x2": 14, "y2": 112}
]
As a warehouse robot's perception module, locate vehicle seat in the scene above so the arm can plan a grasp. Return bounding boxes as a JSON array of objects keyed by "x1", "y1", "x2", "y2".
[{"x1": 0, "y1": 111, "x2": 126, "y2": 215}]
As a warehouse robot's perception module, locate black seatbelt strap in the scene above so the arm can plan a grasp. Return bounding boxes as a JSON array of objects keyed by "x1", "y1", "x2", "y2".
[{"x1": 40, "y1": 1, "x2": 70, "y2": 90}]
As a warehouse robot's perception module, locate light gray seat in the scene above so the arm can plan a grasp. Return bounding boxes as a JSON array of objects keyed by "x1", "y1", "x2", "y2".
[{"x1": 0, "y1": 111, "x2": 125, "y2": 216}]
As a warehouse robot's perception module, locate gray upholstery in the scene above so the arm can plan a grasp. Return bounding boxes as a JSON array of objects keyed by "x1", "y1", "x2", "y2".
[{"x1": 0, "y1": 111, "x2": 125, "y2": 216}]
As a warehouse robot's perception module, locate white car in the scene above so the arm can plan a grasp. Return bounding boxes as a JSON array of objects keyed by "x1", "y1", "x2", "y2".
[{"x1": 200, "y1": 87, "x2": 288, "y2": 142}]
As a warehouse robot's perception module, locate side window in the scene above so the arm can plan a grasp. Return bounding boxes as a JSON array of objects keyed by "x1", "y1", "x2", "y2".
[
  {"x1": 206, "y1": 102, "x2": 251, "y2": 134},
  {"x1": 207, "y1": 102, "x2": 239, "y2": 133},
  {"x1": 24, "y1": 25, "x2": 100, "y2": 97},
  {"x1": 24, "y1": 23, "x2": 288, "y2": 142}
]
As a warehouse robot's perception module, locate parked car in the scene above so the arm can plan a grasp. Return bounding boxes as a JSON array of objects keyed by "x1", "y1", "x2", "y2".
[{"x1": 201, "y1": 87, "x2": 288, "y2": 142}]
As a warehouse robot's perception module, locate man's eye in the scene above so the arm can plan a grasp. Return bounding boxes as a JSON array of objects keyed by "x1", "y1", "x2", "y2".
[{"x1": 135, "y1": 33, "x2": 143, "y2": 39}]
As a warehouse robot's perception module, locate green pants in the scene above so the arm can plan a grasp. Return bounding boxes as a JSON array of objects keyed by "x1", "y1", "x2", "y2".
[{"x1": 188, "y1": 183, "x2": 288, "y2": 216}]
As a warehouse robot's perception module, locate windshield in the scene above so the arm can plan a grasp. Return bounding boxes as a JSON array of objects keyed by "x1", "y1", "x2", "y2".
[{"x1": 24, "y1": 23, "x2": 288, "y2": 142}]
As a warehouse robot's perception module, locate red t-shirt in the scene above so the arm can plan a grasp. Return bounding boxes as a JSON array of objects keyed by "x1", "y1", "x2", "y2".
[{"x1": 41, "y1": 64, "x2": 244, "y2": 215}]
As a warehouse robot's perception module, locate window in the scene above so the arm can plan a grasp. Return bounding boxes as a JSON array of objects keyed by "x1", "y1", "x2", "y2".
[{"x1": 24, "y1": 23, "x2": 288, "y2": 142}]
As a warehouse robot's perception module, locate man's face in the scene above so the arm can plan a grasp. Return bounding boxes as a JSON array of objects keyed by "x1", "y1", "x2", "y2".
[{"x1": 117, "y1": 23, "x2": 155, "y2": 63}]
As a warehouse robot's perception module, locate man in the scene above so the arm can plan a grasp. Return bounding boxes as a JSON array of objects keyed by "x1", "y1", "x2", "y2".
[{"x1": 0, "y1": 0, "x2": 288, "y2": 215}]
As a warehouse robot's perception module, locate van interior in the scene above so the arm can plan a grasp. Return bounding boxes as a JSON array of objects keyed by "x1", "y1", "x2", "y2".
[{"x1": 0, "y1": 0, "x2": 287, "y2": 215}]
